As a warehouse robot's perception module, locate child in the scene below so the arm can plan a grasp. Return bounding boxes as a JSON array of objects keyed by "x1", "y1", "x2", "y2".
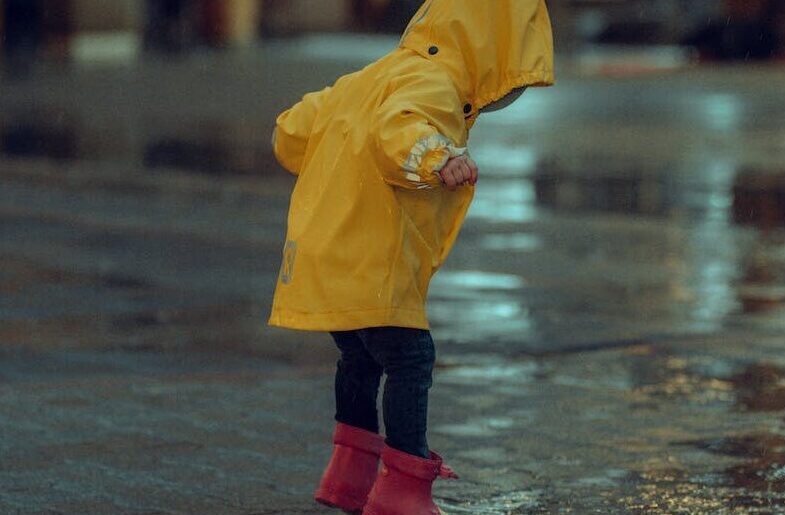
[{"x1": 269, "y1": 1, "x2": 554, "y2": 513}]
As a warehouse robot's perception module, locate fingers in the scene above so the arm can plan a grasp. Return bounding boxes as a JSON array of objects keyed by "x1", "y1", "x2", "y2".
[
  {"x1": 446, "y1": 162, "x2": 468, "y2": 190},
  {"x1": 439, "y1": 156, "x2": 479, "y2": 191},
  {"x1": 466, "y1": 157, "x2": 479, "y2": 185},
  {"x1": 456, "y1": 160, "x2": 471, "y2": 186},
  {"x1": 439, "y1": 165, "x2": 459, "y2": 190}
]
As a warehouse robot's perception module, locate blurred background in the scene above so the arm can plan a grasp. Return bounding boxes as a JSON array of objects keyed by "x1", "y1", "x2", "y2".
[
  {"x1": 1, "y1": 0, "x2": 785, "y2": 60},
  {"x1": 3, "y1": 1, "x2": 785, "y2": 514}
]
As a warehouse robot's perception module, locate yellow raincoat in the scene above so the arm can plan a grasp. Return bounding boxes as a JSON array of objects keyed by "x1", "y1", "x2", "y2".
[{"x1": 269, "y1": 0, "x2": 554, "y2": 331}]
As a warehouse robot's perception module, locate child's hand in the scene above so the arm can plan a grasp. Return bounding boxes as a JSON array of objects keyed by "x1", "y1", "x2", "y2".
[{"x1": 438, "y1": 155, "x2": 479, "y2": 191}]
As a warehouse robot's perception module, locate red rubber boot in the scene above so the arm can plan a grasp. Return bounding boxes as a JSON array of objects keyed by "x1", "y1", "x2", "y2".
[
  {"x1": 362, "y1": 445, "x2": 459, "y2": 515},
  {"x1": 315, "y1": 423, "x2": 385, "y2": 514}
]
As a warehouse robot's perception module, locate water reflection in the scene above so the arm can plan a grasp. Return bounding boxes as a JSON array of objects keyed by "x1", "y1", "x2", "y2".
[
  {"x1": 1, "y1": 111, "x2": 79, "y2": 160},
  {"x1": 480, "y1": 233, "x2": 543, "y2": 252},
  {"x1": 429, "y1": 270, "x2": 533, "y2": 344},
  {"x1": 629, "y1": 353, "x2": 785, "y2": 411},
  {"x1": 730, "y1": 363, "x2": 785, "y2": 412},
  {"x1": 680, "y1": 433, "x2": 785, "y2": 500},
  {"x1": 467, "y1": 178, "x2": 539, "y2": 223},
  {"x1": 0, "y1": 254, "x2": 261, "y2": 352},
  {"x1": 462, "y1": 152, "x2": 785, "y2": 339},
  {"x1": 733, "y1": 169, "x2": 785, "y2": 229},
  {"x1": 438, "y1": 490, "x2": 543, "y2": 515},
  {"x1": 533, "y1": 169, "x2": 674, "y2": 217},
  {"x1": 700, "y1": 93, "x2": 744, "y2": 132},
  {"x1": 432, "y1": 271, "x2": 526, "y2": 291},
  {"x1": 469, "y1": 143, "x2": 538, "y2": 177},
  {"x1": 2, "y1": 61, "x2": 784, "y2": 350},
  {"x1": 0, "y1": 111, "x2": 272, "y2": 176}
]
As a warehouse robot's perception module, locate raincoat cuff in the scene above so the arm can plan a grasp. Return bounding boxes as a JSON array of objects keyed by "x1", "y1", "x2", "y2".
[{"x1": 404, "y1": 138, "x2": 467, "y2": 189}]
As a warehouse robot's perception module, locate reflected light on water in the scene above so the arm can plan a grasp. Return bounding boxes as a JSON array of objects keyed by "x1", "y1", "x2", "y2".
[
  {"x1": 429, "y1": 271, "x2": 532, "y2": 343},
  {"x1": 480, "y1": 233, "x2": 544, "y2": 252},
  {"x1": 682, "y1": 158, "x2": 743, "y2": 330},
  {"x1": 688, "y1": 259, "x2": 738, "y2": 331},
  {"x1": 431, "y1": 270, "x2": 526, "y2": 291},
  {"x1": 471, "y1": 143, "x2": 538, "y2": 176},
  {"x1": 430, "y1": 298, "x2": 526, "y2": 326},
  {"x1": 701, "y1": 93, "x2": 743, "y2": 132},
  {"x1": 468, "y1": 179, "x2": 539, "y2": 223}
]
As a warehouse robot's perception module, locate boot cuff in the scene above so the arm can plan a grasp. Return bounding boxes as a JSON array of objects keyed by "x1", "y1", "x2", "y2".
[
  {"x1": 333, "y1": 423, "x2": 384, "y2": 455},
  {"x1": 381, "y1": 445, "x2": 446, "y2": 480}
]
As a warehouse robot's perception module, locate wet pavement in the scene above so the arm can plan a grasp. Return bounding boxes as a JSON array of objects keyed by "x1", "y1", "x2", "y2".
[{"x1": 2, "y1": 36, "x2": 785, "y2": 514}]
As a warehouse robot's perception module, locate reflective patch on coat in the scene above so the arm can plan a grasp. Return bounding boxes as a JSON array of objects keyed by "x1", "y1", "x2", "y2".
[{"x1": 279, "y1": 240, "x2": 297, "y2": 284}]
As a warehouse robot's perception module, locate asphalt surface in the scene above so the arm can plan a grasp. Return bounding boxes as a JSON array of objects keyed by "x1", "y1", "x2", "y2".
[{"x1": 1, "y1": 36, "x2": 785, "y2": 514}]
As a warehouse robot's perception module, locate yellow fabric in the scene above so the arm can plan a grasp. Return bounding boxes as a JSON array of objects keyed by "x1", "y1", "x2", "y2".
[{"x1": 269, "y1": 0, "x2": 554, "y2": 331}]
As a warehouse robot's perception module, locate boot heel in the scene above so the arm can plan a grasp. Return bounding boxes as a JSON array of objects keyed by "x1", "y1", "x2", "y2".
[
  {"x1": 314, "y1": 423, "x2": 384, "y2": 513},
  {"x1": 362, "y1": 445, "x2": 458, "y2": 515}
]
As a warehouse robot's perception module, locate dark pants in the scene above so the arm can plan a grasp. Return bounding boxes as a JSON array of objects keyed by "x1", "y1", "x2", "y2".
[{"x1": 330, "y1": 327, "x2": 435, "y2": 459}]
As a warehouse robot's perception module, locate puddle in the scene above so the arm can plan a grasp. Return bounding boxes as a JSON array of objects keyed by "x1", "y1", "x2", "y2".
[
  {"x1": 682, "y1": 433, "x2": 785, "y2": 460},
  {"x1": 98, "y1": 274, "x2": 151, "y2": 290},
  {"x1": 737, "y1": 233, "x2": 785, "y2": 315},
  {"x1": 632, "y1": 356, "x2": 785, "y2": 413},
  {"x1": 143, "y1": 136, "x2": 267, "y2": 176},
  {"x1": 630, "y1": 353, "x2": 736, "y2": 406},
  {"x1": 438, "y1": 489, "x2": 544, "y2": 515},
  {"x1": 1, "y1": 112, "x2": 80, "y2": 161},
  {"x1": 468, "y1": 178, "x2": 539, "y2": 223},
  {"x1": 678, "y1": 432, "x2": 785, "y2": 500},
  {"x1": 0, "y1": 255, "x2": 262, "y2": 353},
  {"x1": 456, "y1": 446, "x2": 509, "y2": 464},
  {"x1": 729, "y1": 363, "x2": 785, "y2": 412},
  {"x1": 434, "y1": 417, "x2": 517, "y2": 438},
  {"x1": 533, "y1": 170, "x2": 676, "y2": 217},
  {"x1": 438, "y1": 360, "x2": 540, "y2": 384},
  {"x1": 480, "y1": 233, "x2": 543, "y2": 252},
  {"x1": 0, "y1": 112, "x2": 275, "y2": 177},
  {"x1": 617, "y1": 466, "x2": 780, "y2": 513},
  {"x1": 482, "y1": 161, "x2": 785, "y2": 238},
  {"x1": 429, "y1": 297, "x2": 529, "y2": 332},
  {"x1": 429, "y1": 270, "x2": 534, "y2": 344},
  {"x1": 431, "y1": 271, "x2": 526, "y2": 291},
  {"x1": 0, "y1": 257, "x2": 85, "y2": 292},
  {"x1": 733, "y1": 169, "x2": 785, "y2": 229},
  {"x1": 144, "y1": 138, "x2": 231, "y2": 174},
  {"x1": 142, "y1": 130, "x2": 276, "y2": 176}
]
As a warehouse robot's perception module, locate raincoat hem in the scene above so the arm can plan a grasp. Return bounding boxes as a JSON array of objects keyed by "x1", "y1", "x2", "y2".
[{"x1": 268, "y1": 307, "x2": 429, "y2": 332}]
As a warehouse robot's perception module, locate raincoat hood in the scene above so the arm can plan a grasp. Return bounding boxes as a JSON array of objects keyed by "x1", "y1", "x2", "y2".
[{"x1": 400, "y1": 0, "x2": 554, "y2": 112}]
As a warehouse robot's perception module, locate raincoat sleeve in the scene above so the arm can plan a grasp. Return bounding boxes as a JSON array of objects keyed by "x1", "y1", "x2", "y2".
[
  {"x1": 371, "y1": 77, "x2": 467, "y2": 190},
  {"x1": 273, "y1": 86, "x2": 331, "y2": 176}
]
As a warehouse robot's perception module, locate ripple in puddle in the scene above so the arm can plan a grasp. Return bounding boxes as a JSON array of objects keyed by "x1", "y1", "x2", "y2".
[
  {"x1": 675, "y1": 432, "x2": 785, "y2": 506},
  {"x1": 440, "y1": 361, "x2": 540, "y2": 384},
  {"x1": 434, "y1": 417, "x2": 517, "y2": 438},
  {"x1": 439, "y1": 489, "x2": 544, "y2": 515}
]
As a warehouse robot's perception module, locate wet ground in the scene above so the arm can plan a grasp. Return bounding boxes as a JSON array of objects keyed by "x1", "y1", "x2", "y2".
[{"x1": 2, "y1": 36, "x2": 785, "y2": 514}]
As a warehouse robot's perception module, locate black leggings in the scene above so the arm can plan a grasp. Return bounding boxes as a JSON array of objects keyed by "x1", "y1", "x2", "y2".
[{"x1": 330, "y1": 327, "x2": 435, "y2": 459}]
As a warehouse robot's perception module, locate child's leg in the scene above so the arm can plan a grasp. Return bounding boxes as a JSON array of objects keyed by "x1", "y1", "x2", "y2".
[
  {"x1": 330, "y1": 330, "x2": 384, "y2": 433},
  {"x1": 358, "y1": 327, "x2": 434, "y2": 459}
]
